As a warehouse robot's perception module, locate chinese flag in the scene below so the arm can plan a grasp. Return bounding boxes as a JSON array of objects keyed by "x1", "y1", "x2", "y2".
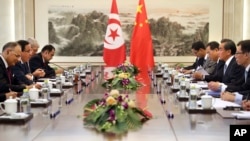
[
  {"x1": 103, "y1": 0, "x2": 126, "y2": 67},
  {"x1": 130, "y1": 0, "x2": 155, "y2": 73}
]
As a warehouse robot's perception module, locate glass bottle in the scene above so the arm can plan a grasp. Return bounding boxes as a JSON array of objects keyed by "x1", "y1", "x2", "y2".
[
  {"x1": 56, "y1": 76, "x2": 62, "y2": 91},
  {"x1": 19, "y1": 89, "x2": 31, "y2": 113},
  {"x1": 189, "y1": 86, "x2": 197, "y2": 109},
  {"x1": 42, "y1": 79, "x2": 50, "y2": 99}
]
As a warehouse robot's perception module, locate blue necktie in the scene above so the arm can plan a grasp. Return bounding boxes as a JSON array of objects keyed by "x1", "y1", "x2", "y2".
[
  {"x1": 245, "y1": 71, "x2": 248, "y2": 83},
  {"x1": 223, "y1": 64, "x2": 227, "y2": 75}
]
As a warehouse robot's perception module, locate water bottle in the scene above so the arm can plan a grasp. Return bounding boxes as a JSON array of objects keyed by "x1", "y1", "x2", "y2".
[
  {"x1": 179, "y1": 80, "x2": 186, "y2": 96},
  {"x1": 56, "y1": 76, "x2": 62, "y2": 91},
  {"x1": 189, "y1": 86, "x2": 197, "y2": 109},
  {"x1": 42, "y1": 79, "x2": 50, "y2": 99},
  {"x1": 19, "y1": 89, "x2": 31, "y2": 113}
]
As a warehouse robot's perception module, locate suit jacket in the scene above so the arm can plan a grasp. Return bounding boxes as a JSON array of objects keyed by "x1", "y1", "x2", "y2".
[
  {"x1": 29, "y1": 53, "x2": 56, "y2": 78},
  {"x1": 0, "y1": 57, "x2": 26, "y2": 95},
  {"x1": 184, "y1": 57, "x2": 205, "y2": 70},
  {"x1": 204, "y1": 60, "x2": 225, "y2": 82},
  {"x1": 11, "y1": 61, "x2": 33, "y2": 85},
  {"x1": 222, "y1": 57, "x2": 245, "y2": 85},
  {"x1": 202, "y1": 57, "x2": 217, "y2": 75},
  {"x1": 226, "y1": 70, "x2": 250, "y2": 92}
]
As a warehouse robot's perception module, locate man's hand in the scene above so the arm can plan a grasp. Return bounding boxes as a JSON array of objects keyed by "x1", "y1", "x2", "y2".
[
  {"x1": 208, "y1": 81, "x2": 221, "y2": 91},
  {"x1": 220, "y1": 91, "x2": 235, "y2": 102}
]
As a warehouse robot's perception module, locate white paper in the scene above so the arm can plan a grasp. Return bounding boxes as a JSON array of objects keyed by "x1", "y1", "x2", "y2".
[
  {"x1": 196, "y1": 66, "x2": 209, "y2": 75},
  {"x1": 232, "y1": 111, "x2": 250, "y2": 119},
  {"x1": 197, "y1": 98, "x2": 241, "y2": 108}
]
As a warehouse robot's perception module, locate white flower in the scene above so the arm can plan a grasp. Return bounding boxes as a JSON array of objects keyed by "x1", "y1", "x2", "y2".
[
  {"x1": 110, "y1": 89, "x2": 120, "y2": 98},
  {"x1": 128, "y1": 100, "x2": 136, "y2": 108}
]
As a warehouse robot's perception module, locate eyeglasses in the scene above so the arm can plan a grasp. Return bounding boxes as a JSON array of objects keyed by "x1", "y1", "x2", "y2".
[{"x1": 11, "y1": 50, "x2": 21, "y2": 58}]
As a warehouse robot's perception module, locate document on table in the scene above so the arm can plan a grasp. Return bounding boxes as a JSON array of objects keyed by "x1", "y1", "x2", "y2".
[
  {"x1": 232, "y1": 111, "x2": 250, "y2": 119},
  {"x1": 203, "y1": 90, "x2": 221, "y2": 97},
  {"x1": 197, "y1": 98, "x2": 241, "y2": 108},
  {"x1": 195, "y1": 66, "x2": 209, "y2": 75}
]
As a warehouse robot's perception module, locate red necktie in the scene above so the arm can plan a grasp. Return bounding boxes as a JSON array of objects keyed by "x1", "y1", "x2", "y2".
[{"x1": 7, "y1": 67, "x2": 12, "y2": 84}]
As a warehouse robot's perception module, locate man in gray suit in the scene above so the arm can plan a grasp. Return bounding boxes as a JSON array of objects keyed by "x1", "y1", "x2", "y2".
[
  {"x1": 192, "y1": 41, "x2": 220, "y2": 80},
  {"x1": 182, "y1": 41, "x2": 216, "y2": 75}
]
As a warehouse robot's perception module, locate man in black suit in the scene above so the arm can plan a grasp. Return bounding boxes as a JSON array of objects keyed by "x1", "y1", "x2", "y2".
[
  {"x1": 192, "y1": 41, "x2": 224, "y2": 82},
  {"x1": 29, "y1": 44, "x2": 64, "y2": 78},
  {"x1": 11, "y1": 40, "x2": 45, "y2": 86},
  {"x1": 220, "y1": 40, "x2": 250, "y2": 104},
  {"x1": 0, "y1": 42, "x2": 26, "y2": 102},
  {"x1": 182, "y1": 41, "x2": 216, "y2": 74},
  {"x1": 208, "y1": 39, "x2": 245, "y2": 91}
]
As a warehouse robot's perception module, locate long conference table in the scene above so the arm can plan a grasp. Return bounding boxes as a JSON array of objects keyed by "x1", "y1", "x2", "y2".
[{"x1": 0, "y1": 66, "x2": 250, "y2": 141}]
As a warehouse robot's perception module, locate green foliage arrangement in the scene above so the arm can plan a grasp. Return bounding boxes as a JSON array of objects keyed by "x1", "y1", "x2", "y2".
[
  {"x1": 83, "y1": 90, "x2": 152, "y2": 134},
  {"x1": 102, "y1": 61, "x2": 141, "y2": 91}
]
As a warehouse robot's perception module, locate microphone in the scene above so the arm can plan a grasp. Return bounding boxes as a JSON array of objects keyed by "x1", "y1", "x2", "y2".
[{"x1": 49, "y1": 62, "x2": 67, "y2": 70}]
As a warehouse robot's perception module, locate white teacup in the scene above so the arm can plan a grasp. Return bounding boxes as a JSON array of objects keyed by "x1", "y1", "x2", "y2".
[
  {"x1": 48, "y1": 81, "x2": 53, "y2": 90},
  {"x1": 201, "y1": 95, "x2": 213, "y2": 109},
  {"x1": 60, "y1": 75, "x2": 65, "y2": 84},
  {"x1": 29, "y1": 86, "x2": 39, "y2": 100},
  {"x1": 0, "y1": 97, "x2": 17, "y2": 114}
]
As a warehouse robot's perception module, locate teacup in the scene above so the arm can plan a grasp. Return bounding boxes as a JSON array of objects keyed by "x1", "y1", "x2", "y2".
[
  {"x1": 60, "y1": 75, "x2": 66, "y2": 84},
  {"x1": 0, "y1": 97, "x2": 17, "y2": 114},
  {"x1": 29, "y1": 86, "x2": 39, "y2": 100},
  {"x1": 48, "y1": 81, "x2": 53, "y2": 90},
  {"x1": 201, "y1": 95, "x2": 214, "y2": 109}
]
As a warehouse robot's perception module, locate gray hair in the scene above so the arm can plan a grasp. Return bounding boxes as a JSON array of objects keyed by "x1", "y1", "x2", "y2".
[{"x1": 27, "y1": 37, "x2": 39, "y2": 48}]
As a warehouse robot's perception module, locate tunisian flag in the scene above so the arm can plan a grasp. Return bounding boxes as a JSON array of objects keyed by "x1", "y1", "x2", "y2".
[
  {"x1": 103, "y1": 0, "x2": 126, "y2": 67},
  {"x1": 130, "y1": 0, "x2": 155, "y2": 73}
]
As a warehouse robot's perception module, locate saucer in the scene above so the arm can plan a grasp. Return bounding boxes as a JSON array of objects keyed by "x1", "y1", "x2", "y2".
[
  {"x1": 10, "y1": 113, "x2": 28, "y2": 119},
  {"x1": 30, "y1": 99, "x2": 48, "y2": 103},
  {"x1": 176, "y1": 91, "x2": 189, "y2": 97},
  {"x1": 50, "y1": 88, "x2": 61, "y2": 93}
]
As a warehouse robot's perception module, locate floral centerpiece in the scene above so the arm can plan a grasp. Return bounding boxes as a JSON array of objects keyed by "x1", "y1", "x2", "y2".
[
  {"x1": 102, "y1": 61, "x2": 141, "y2": 91},
  {"x1": 83, "y1": 90, "x2": 152, "y2": 134}
]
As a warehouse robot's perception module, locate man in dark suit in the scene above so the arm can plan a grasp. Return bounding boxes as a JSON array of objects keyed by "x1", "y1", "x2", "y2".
[
  {"x1": 220, "y1": 40, "x2": 250, "y2": 105},
  {"x1": 11, "y1": 40, "x2": 45, "y2": 86},
  {"x1": 0, "y1": 42, "x2": 28, "y2": 102},
  {"x1": 29, "y1": 44, "x2": 64, "y2": 78},
  {"x1": 192, "y1": 41, "x2": 224, "y2": 82},
  {"x1": 182, "y1": 41, "x2": 216, "y2": 74},
  {"x1": 208, "y1": 39, "x2": 245, "y2": 91}
]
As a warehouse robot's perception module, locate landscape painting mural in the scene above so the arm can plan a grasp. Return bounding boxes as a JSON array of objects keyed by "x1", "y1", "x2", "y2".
[{"x1": 37, "y1": 0, "x2": 217, "y2": 56}]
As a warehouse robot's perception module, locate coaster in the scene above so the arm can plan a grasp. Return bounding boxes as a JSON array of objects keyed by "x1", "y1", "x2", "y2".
[
  {"x1": 0, "y1": 113, "x2": 33, "y2": 124},
  {"x1": 176, "y1": 91, "x2": 189, "y2": 101},
  {"x1": 30, "y1": 99, "x2": 52, "y2": 108},
  {"x1": 155, "y1": 73, "x2": 163, "y2": 77},
  {"x1": 50, "y1": 91, "x2": 64, "y2": 97},
  {"x1": 171, "y1": 86, "x2": 179, "y2": 93},
  {"x1": 185, "y1": 104, "x2": 216, "y2": 114},
  {"x1": 62, "y1": 82, "x2": 74, "y2": 89}
]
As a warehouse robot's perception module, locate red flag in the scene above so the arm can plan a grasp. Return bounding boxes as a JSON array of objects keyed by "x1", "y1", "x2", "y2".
[
  {"x1": 103, "y1": 0, "x2": 126, "y2": 67},
  {"x1": 130, "y1": 0, "x2": 155, "y2": 73}
]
